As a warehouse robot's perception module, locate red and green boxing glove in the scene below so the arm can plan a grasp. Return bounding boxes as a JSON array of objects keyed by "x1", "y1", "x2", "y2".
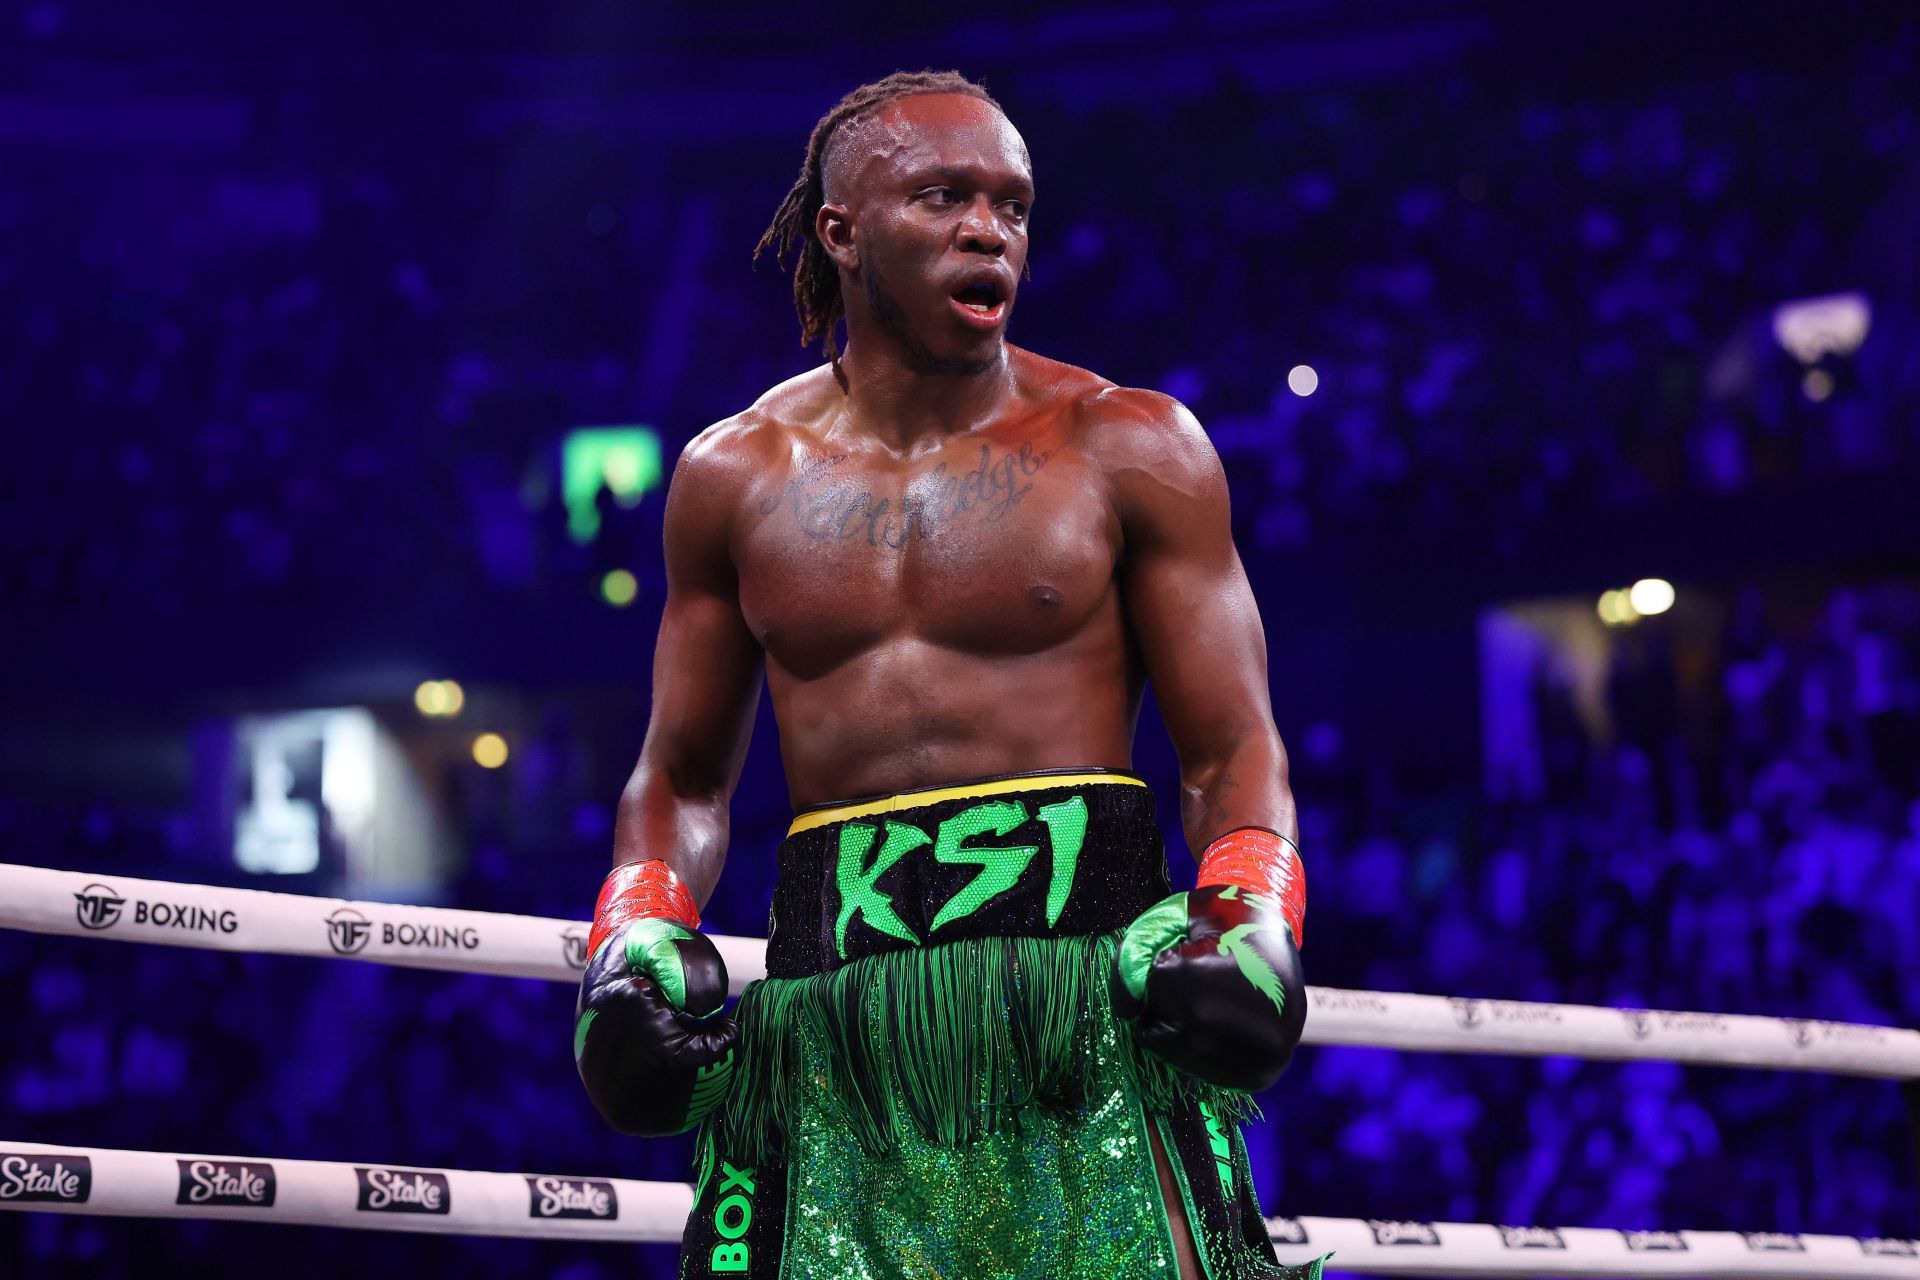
[
  {"x1": 1112, "y1": 827, "x2": 1308, "y2": 1092},
  {"x1": 573, "y1": 859, "x2": 738, "y2": 1135}
]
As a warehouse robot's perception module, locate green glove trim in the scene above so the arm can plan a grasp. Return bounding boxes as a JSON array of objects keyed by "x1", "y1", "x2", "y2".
[
  {"x1": 1215, "y1": 922, "x2": 1288, "y2": 1018},
  {"x1": 622, "y1": 917, "x2": 697, "y2": 1010},
  {"x1": 572, "y1": 1007, "x2": 597, "y2": 1064},
  {"x1": 1116, "y1": 892, "x2": 1190, "y2": 1002}
]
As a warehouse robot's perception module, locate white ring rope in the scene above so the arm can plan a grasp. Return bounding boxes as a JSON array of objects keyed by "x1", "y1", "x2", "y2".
[
  {"x1": 4, "y1": 862, "x2": 1914, "y2": 1079},
  {"x1": 2, "y1": 1142, "x2": 1915, "y2": 1277}
]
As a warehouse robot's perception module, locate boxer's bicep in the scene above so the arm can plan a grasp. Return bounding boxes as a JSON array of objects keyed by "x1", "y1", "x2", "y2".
[
  {"x1": 1105, "y1": 398, "x2": 1289, "y2": 846},
  {"x1": 616, "y1": 433, "x2": 766, "y2": 897}
]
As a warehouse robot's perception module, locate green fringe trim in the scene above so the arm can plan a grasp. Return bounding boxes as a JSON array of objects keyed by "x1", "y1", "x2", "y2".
[{"x1": 717, "y1": 931, "x2": 1260, "y2": 1164}]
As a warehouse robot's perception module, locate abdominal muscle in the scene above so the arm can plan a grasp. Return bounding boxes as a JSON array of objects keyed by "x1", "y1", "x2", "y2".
[{"x1": 768, "y1": 627, "x2": 1141, "y2": 810}]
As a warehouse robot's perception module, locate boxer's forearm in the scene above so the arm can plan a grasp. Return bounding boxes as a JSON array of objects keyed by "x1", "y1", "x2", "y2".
[
  {"x1": 1177, "y1": 733, "x2": 1298, "y2": 858},
  {"x1": 612, "y1": 764, "x2": 731, "y2": 907}
]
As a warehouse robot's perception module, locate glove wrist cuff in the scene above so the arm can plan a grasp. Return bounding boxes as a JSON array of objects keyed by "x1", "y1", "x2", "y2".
[
  {"x1": 587, "y1": 859, "x2": 701, "y2": 960},
  {"x1": 1196, "y1": 827, "x2": 1306, "y2": 948}
]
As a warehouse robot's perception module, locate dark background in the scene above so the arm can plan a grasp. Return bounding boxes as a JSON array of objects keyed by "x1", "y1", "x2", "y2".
[{"x1": 3, "y1": 0, "x2": 1918, "y2": 1275}]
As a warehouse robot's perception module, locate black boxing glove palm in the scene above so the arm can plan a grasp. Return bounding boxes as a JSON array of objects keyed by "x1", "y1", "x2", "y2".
[
  {"x1": 575, "y1": 917, "x2": 738, "y2": 1135},
  {"x1": 573, "y1": 861, "x2": 737, "y2": 1136},
  {"x1": 1111, "y1": 884, "x2": 1307, "y2": 1093}
]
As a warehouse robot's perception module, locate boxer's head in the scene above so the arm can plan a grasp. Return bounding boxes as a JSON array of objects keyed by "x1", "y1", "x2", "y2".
[{"x1": 758, "y1": 71, "x2": 1031, "y2": 383}]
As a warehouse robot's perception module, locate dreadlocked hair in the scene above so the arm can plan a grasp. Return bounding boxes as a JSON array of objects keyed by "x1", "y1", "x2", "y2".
[{"x1": 755, "y1": 70, "x2": 1004, "y2": 384}]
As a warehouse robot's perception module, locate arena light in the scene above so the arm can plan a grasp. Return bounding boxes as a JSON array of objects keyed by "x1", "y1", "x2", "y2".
[
  {"x1": 413, "y1": 680, "x2": 465, "y2": 719},
  {"x1": 1628, "y1": 578, "x2": 1675, "y2": 616},
  {"x1": 1801, "y1": 369, "x2": 1835, "y2": 402},
  {"x1": 472, "y1": 733, "x2": 510, "y2": 769},
  {"x1": 600, "y1": 569, "x2": 638, "y2": 607},
  {"x1": 563, "y1": 427, "x2": 664, "y2": 545},
  {"x1": 1286, "y1": 364, "x2": 1319, "y2": 397},
  {"x1": 1596, "y1": 589, "x2": 1637, "y2": 627},
  {"x1": 1770, "y1": 292, "x2": 1870, "y2": 365}
]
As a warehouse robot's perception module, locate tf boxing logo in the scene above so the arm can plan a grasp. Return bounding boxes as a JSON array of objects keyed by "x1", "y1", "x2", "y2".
[
  {"x1": 561, "y1": 929, "x2": 590, "y2": 971},
  {"x1": 176, "y1": 1159, "x2": 275, "y2": 1208},
  {"x1": 0, "y1": 1153, "x2": 92, "y2": 1204},
  {"x1": 74, "y1": 884, "x2": 235, "y2": 934},
  {"x1": 74, "y1": 884, "x2": 126, "y2": 931},
  {"x1": 327, "y1": 908, "x2": 372, "y2": 956}
]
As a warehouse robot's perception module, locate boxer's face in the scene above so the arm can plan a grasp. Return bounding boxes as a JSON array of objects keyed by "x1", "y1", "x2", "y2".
[{"x1": 822, "y1": 94, "x2": 1033, "y2": 375}]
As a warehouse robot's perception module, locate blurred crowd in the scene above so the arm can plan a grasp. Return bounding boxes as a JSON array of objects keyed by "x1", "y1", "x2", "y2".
[
  {"x1": 1267, "y1": 580, "x2": 1919, "y2": 1236},
  {"x1": 5, "y1": 13, "x2": 1919, "y2": 1278},
  {"x1": 5, "y1": 31, "x2": 1919, "y2": 611}
]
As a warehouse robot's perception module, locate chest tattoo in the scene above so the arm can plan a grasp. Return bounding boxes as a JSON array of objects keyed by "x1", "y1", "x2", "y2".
[{"x1": 758, "y1": 442, "x2": 1053, "y2": 549}]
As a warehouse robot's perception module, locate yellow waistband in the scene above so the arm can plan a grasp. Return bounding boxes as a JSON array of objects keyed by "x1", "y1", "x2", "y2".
[{"x1": 787, "y1": 771, "x2": 1147, "y2": 836}]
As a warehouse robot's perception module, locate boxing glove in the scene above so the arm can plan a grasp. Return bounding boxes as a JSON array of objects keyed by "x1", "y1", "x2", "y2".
[
  {"x1": 574, "y1": 859, "x2": 738, "y2": 1135},
  {"x1": 1112, "y1": 828, "x2": 1308, "y2": 1093}
]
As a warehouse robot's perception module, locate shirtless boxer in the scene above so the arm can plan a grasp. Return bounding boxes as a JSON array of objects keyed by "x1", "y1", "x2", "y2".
[{"x1": 572, "y1": 70, "x2": 1321, "y2": 1279}]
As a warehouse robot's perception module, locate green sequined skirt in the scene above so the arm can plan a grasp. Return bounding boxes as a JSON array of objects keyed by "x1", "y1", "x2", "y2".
[{"x1": 679, "y1": 771, "x2": 1328, "y2": 1279}]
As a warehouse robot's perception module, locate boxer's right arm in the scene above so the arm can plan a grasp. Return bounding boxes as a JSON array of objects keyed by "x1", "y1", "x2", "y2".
[
  {"x1": 614, "y1": 427, "x2": 766, "y2": 905},
  {"x1": 576, "y1": 428, "x2": 765, "y2": 1136}
]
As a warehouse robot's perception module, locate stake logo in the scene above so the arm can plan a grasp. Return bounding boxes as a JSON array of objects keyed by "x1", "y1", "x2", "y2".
[
  {"x1": 354, "y1": 1167, "x2": 450, "y2": 1215},
  {"x1": 1367, "y1": 1221, "x2": 1440, "y2": 1246},
  {"x1": 525, "y1": 1175, "x2": 617, "y2": 1220},
  {"x1": 561, "y1": 929, "x2": 589, "y2": 971},
  {"x1": 1863, "y1": 1239, "x2": 1919, "y2": 1257},
  {"x1": 327, "y1": 908, "x2": 372, "y2": 955},
  {"x1": 1742, "y1": 1233, "x2": 1806, "y2": 1253},
  {"x1": 1498, "y1": 1226, "x2": 1566, "y2": 1250},
  {"x1": 74, "y1": 884, "x2": 126, "y2": 931},
  {"x1": 1268, "y1": 1217, "x2": 1309, "y2": 1245},
  {"x1": 1622, "y1": 1230, "x2": 1688, "y2": 1252},
  {"x1": 176, "y1": 1159, "x2": 275, "y2": 1207},
  {"x1": 0, "y1": 1153, "x2": 91, "y2": 1204}
]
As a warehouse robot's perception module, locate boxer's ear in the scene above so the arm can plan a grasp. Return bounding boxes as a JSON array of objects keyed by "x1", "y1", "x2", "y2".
[{"x1": 816, "y1": 202, "x2": 858, "y2": 273}]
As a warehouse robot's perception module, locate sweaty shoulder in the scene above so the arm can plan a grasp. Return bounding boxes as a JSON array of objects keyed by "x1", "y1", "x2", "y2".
[
  {"x1": 1061, "y1": 379, "x2": 1226, "y2": 508},
  {"x1": 674, "y1": 365, "x2": 840, "y2": 499}
]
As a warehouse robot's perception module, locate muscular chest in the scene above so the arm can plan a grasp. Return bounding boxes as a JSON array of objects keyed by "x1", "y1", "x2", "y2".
[{"x1": 737, "y1": 437, "x2": 1116, "y2": 671}]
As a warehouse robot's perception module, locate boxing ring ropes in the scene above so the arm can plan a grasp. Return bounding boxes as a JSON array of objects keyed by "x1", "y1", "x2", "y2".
[{"x1": 3, "y1": 863, "x2": 1917, "y2": 1278}]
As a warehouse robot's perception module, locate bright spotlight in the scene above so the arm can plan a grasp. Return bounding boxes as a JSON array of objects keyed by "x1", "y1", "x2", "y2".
[
  {"x1": 414, "y1": 679, "x2": 465, "y2": 719},
  {"x1": 1287, "y1": 365, "x2": 1319, "y2": 397},
  {"x1": 1597, "y1": 589, "x2": 1637, "y2": 626},
  {"x1": 472, "y1": 733, "x2": 509, "y2": 769},
  {"x1": 600, "y1": 569, "x2": 638, "y2": 607},
  {"x1": 1771, "y1": 292, "x2": 1870, "y2": 365},
  {"x1": 1629, "y1": 578, "x2": 1675, "y2": 616}
]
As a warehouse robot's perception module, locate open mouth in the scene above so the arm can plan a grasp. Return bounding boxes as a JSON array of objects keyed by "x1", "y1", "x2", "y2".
[{"x1": 949, "y1": 278, "x2": 1008, "y2": 326}]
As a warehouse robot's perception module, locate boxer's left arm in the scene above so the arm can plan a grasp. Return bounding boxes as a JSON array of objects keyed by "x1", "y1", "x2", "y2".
[
  {"x1": 1090, "y1": 389, "x2": 1308, "y2": 1091},
  {"x1": 1100, "y1": 394, "x2": 1295, "y2": 855}
]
